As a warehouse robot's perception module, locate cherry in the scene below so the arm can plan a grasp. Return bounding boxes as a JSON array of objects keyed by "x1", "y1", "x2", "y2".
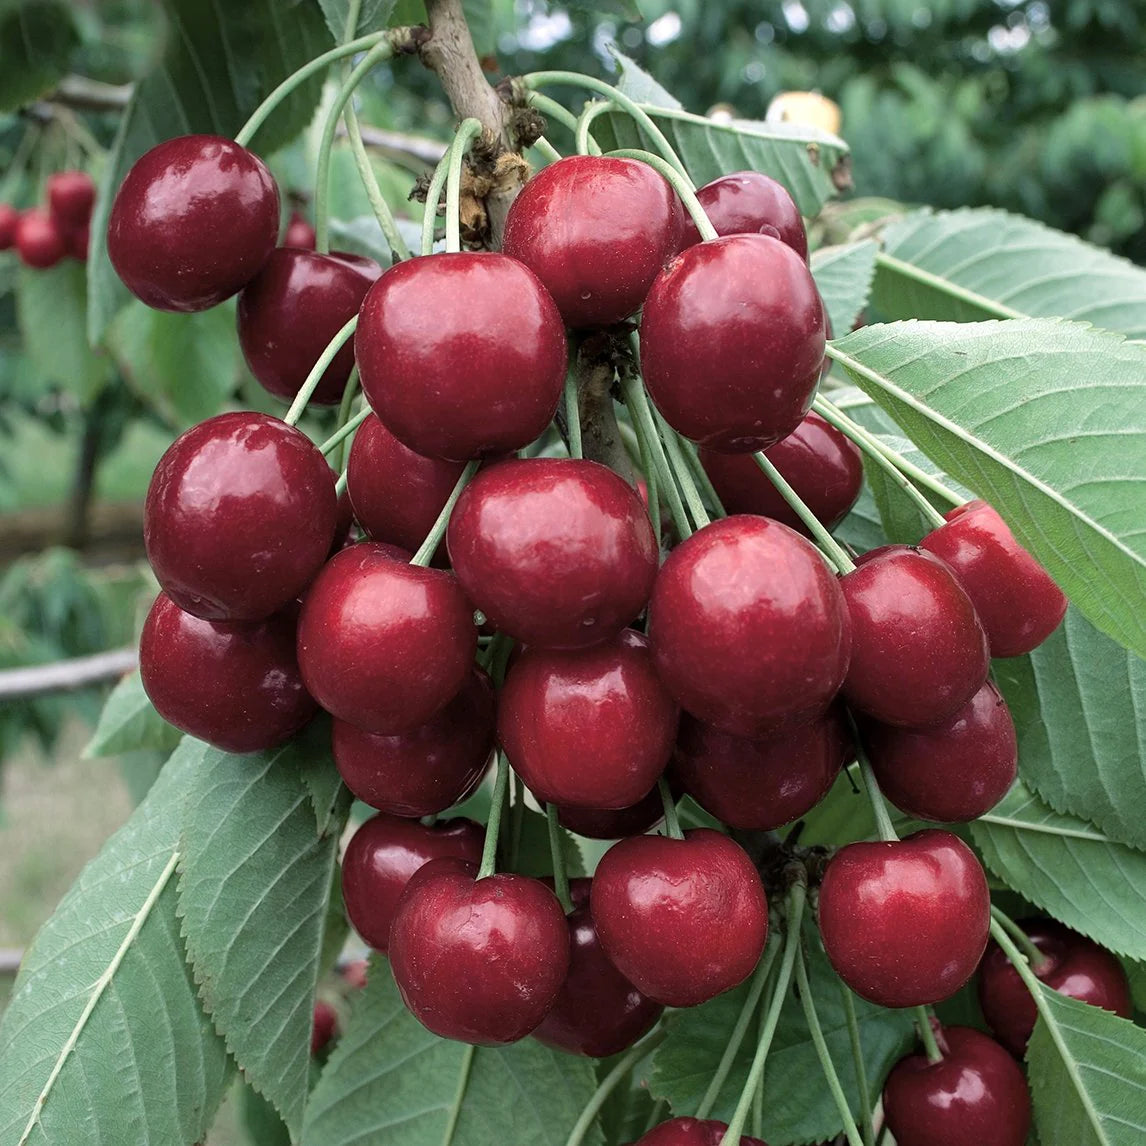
[
  {"x1": 818, "y1": 829, "x2": 990, "y2": 1008},
  {"x1": 311, "y1": 1001, "x2": 338, "y2": 1056},
  {"x1": 682, "y1": 170, "x2": 807, "y2": 259},
  {"x1": 977, "y1": 918, "x2": 1132, "y2": 1055},
  {"x1": 341, "y1": 959, "x2": 369, "y2": 989},
  {"x1": 46, "y1": 170, "x2": 95, "y2": 231},
  {"x1": 921, "y1": 500, "x2": 1068, "y2": 657},
  {"x1": 340, "y1": 813, "x2": 484, "y2": 952},
  {"x1": 389, "y1": 859, "x2": 569, "y2": 1044},
  {"x1": 671, "y1": 705, "x2": 850, "y2": 831},
  {"x1": 841, "y1": 545, "x2": 989, "y2": 727},
  {"x1": 14, "y1": 209, "x2": 67, "y2": 269},
  {"x1": 883, "y1": 1025, "x2": 1031, "y2": 1146},
  {"x1": 862, "y1": 681, "x2": 1017, "y2": 822},
  {"x1": 140, "y1": 593, "x2": 316, "y2": 753},
  {"x1": 592, "y1": 828, "x2": 768, "y2": 1006},
  {"x1": 237, "y1": 249, "x2": 381, "y2": 405},
  {"x1": 283, "y1": 210, "x2": 316, "y2": 249},
  {"x1": 502, "y1": 155, "x2": 684, "y2": 329},
  {"x1": 640, "y1": 234, "x2": 825, "y2": 453},
  {"x1": 0, "y1": 203, "x2": 18, "y2": 249},
  {"x1": 630, "y1": 1116, "x2": 767, "y2": 1145},
  {"x1": 356, "y1": 252, "x2": 566, "y2": 460},
  {"x1": 145, "y1": 412, "x2": 337, "y2": 621},
  {"x1": 699, "y1": 412, "x2": 862, "y2": 534},
  {"x1": 66, "y1": 222, "x2": 90, "y2": 262},
  {"x1": 107, "y1": 134, "x2": 279, "y2": 311},
  {"x1": 332, "y1": 666, "x2": 494, "y2": 816},
  {"x1": 648, "y1": 515, "x2": 851, "y2": 738},
  {"x1": 557, "y1": 787, "x2": 666, "y2": 839},
  {"x1": 448, "y1": 458, "x2": 658, "y2": 649}
]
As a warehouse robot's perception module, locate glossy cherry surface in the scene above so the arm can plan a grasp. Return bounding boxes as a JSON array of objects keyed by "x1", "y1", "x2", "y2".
[
  {"x1": 140, "y1": 593, "x2": 316, "y2": 753},
  {"x1": 14, "y1": 209, "x2": 66, "y2": 269},
  {"x1": 145, "y1": 412, "x2": 337, "y2": 621},
  {"x1": 297, "y1": 541, "x2": 476, "y2": 733},
  {"x1": 46, "y1": 170, "x2": 95, "y2": 230},
  {"x1": 641, "y1": 234, "x2": 825, "y2": 453},
  {"x1": 592, "y1": 828, "x2": 768, "y2": 1007},
  {"x1": 699, "y1": 412, "x2": 862, "y2": 533},
  {"x1": 648, "y1": 515, "x2": 851, "y2": 737},
  {"x1": 340, "y1": 814, "x2": 484, "y2": 952},
  {"x1": 818, "y1": 829, "x2": 990, "y2": 1008},
  {"x1": 448, "y1": 458, "x2": 658, "y2": 649},
  {"x1": 921, "y1": 500, "x2": 1068, "y2": 657},
  {"x1": 283, "y1": 211, "x2": 316, "y2": 249},
  {"x1": 356, "y1": 252, "x2": 566, "y2": 460},
  {"x1": 682, "y1": 170, "x2": 807, "y2": 259},
  {"x1": 863, "y1": 681, "x2": 1017, "y2": 822},
  {"x1": 631, "y1": 1116, "x2": 767, "y2": 1145},
  {"x1": 332, "y1": 666, "x2": 494, "y2": 816},
  {"x1": 977, "y1": 918, "x2": 1132, "y2": 1055},
  {"x1": 841, "y1": 545, "x2": 989, "y2": 727},
  {"x1": 0, "y1": 203, "x2": 18, "y2": 249},
  {"x1": 389, "y1": 859, "x2": 569, "y2": 1044},
  {"x1": 883, "y1": 1026, "x2": 1031, "y2": 1146},
  {"x1": 557, "y1": 787, "x2": 666, "y2": 839},
  {"x1": 238, "y1": 248, "x2": 381, "y2": 405},
  {"x1": 108, "y1": 135, "x2": 279, "y2": 311}
]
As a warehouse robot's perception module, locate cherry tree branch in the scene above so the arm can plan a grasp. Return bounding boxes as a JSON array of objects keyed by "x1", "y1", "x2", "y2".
[{"x1": 0, "y1": 648, "x2": 137, "y2": 701}]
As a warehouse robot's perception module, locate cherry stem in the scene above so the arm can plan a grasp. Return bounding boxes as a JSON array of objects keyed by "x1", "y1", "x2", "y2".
[
  {"x1": 335, "y1": 469, "x2": 348, "y2": 497},
  {"x1": 620, "y1": 371, "x2": 691, "y2": 539},
  {"x1": 574, "y1": 99, "x2": 610, "y2": 156},
  {"x1": 320, "y1": 405, "x2": 371, "y2": 458},
  {"x1": 477, "y1": 751, "x2": 510, "y2": 879},
  {"x1": 546, "y1": 804, "x2": 574, "y2": 913},
  {"x1": 838, "y1": 981, "x2": 875, "y2": 1146},
  {"x1": 508, "y1": 769, "x2": 526, "y2": 870},
  {"x1": 410, "y1": 459, "x2": 479, "y2": 567},
  {"x1": 913, "y1": 1006, "x2": 944, "y2": 1064},
  {"x1": 283, "y1": 315, "x2": 358, "y2": 426},
  {"x1": 421, "y1": 147, "x2": 451, "y2": 256},
  {"x1": 858, "y1": 755, "x2": 898, "y2": 843},
  {"x1": 534, "y1": 136, "x2": 563, "y2": 163},
  {"x1": 344, "y1": 101, "x2": 412, "y2": 261},
  {"x1": 991, "y1": 905, "x2": 1053, "y2": 974},
  {"x1": 564, "y1": 366, "x2": 583, "y2": 459},
  {"x1": 655, "y1": 410, "x2": 711, "y2": 529},
  {"x1": 988, "y1": 917, "x2": 1064, "y2": 1040},
  {"x1": 444, "y1": 118, "x2": 483, "y2": 253},
  {"x1": 526, "y1": 92, "x2": 585, "y2": 147},
  {"x1": 606, "y1": 148, "x2": 718, "y2": 243},
  {"x1": 679, "y1": 439, "x2": 727, "y2": 517},
  {"x1": 658, "y1": 777, "x2": 684, "y2": 840}
]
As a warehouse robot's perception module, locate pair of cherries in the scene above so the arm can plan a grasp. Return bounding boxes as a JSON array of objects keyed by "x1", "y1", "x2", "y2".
[{"x1": 0, "y1": 170, "x2": 95, "y2": 268}]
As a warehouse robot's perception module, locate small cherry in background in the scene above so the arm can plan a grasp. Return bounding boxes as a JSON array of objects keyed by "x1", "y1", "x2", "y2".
[
  {"x1": 681, "y1": 170, "x2": 807, "y2": 260},
  {"x1": 630, "y1": 1117, "x2": 767, "y2": 1145},
  {"x1": 14, "y1": 209, "x2": 67, "y2": 269},
  {"x1": 46, "y1": 170, "x2": 95, "y2": 232},
  {"x1": 283, "y1": 210, "x2": 316, "y2": 249},
  {"x1": 0, "y1": 203, "x2": 19, "y2": 250},
  {"x1": 311, "y1": 1001, "x2": 338, "y2": 1056},
  {"x1": 340, "y1": 959, "x2": 369, "y2": 990}
]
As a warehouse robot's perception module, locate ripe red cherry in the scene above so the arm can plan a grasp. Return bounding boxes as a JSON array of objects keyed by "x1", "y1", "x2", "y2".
[
  {"x1": 502, "y1": 155, "x2": 684, "y2": 329},
  {"x1": 841, "y1": 546, "x2": 989, "y2": 727},
  {"x1": 237, "y1": 249, "x2": 381, "y2": 405},
  {"x1": 448, "y1": 458, "x2": 658, "y2": 649},
  {"x1": 356, "y1": 252, "x2": 566, "y2": 460},
  {"x1": 977, "y1": 918, "x2": 1132, "y2": 1056},
  {"x1": 389, "y1": 859, "x2": 570, "y2": 1044},
  {"x1": 340, "y1": 813, "x2": 484, "y2": 952},
  {"x1": 14, "y1": 209, "x2": 67, "y2": 269},
  {"x1": 140, "y1": 593, "x2": 316, "y2": 753},
  {"x1": 818, "y1": 829, "x2": 990, "y2": 1008},
  {"x1": 311, "y1": 1001, "x2": 338, "y2": 1056},
  {"x1": 283, "y1": 211, "x2": 316, "y2": 249},
  {"x1": 640, "y1": 233, "x2": 825, "y2": 452},
  {"x1": 648, "y1": 515, "x2": 850, "y2": 738},
  {"x1": 682, "y1": 170, "x2": 807, "y2": 259},
  {"x1": 332, "y1": 666, "x2": 494, "y2": 816},
  {"x1": 883, "y1": 1026, "x2": 1031, "y2": 1146},
  {"x1": 671, "y1": 705, "x2": 850, "y2": 830},
  {"x1": 46, "y1": 170, "x2": 96, "y2": 231},
  {"x1": 0, "y1": 203, "x2": 18, "y2": 249},
  {"x1": 558, "y1": 786, "x2": 666, "y2": 839},
  {"x1": 862, "y1": 681, "x2": 1017, "y2": 822},
  {"x1": 699, "y1": 412, "x2": 862, "y2": 534},
  {"x1": 145, "y1": 412, "x2": 337, "y2": 621},
  {"x1": 921, "y1": 500, "x2": 1068, "y2": 657},
  {"x1": 592, "y1": 828, "x2": 768, "y2": 1007},
  {"x1": 66, "y1": 222, "x2": 90, "y2": 262},
  {"x1": 108, "y1": 134, "x2": 279, "y2": 311},
  {"x1": 631, "y1": 1116, "x2": 767, "y2": 1145}
]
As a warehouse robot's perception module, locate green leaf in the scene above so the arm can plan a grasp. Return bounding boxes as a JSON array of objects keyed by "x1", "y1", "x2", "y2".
[
  {"x1": 610, "y1": 48, "x2": 682, "y2": 111},
  {"x1": 0, "y1": 742, "x2": 230, "y2": 1146},
  {"x1": 84, "y1": 671, "x2": 184, "y2": 759},
  {"x1": 833, "y1": 319, "x2": 1146, "y2": 661},
  {"x1": 294, "y1": 716, "x2": 350, "y2": 837},
  {"x1": 812, "y1": 239, "x2": 878, "y2": 339},
  {"x1": 512, "y1": 807, "x2": 586, "y2": 879},
  {"x1": 317, "y1": 0, "x2": 395, "y2": 40},
  {"x1": 832, "y1": 484, "x2": 887, "y2": 554},
  {"x1": 0, "y1": 1, "x2": 79, "y2": 112},
  {"x1": 177, "y1": 736, "x2": 346, "y2": 1136},
  {"x1": 302, "y1": 959, "x2": 603, "y2": 1145}
]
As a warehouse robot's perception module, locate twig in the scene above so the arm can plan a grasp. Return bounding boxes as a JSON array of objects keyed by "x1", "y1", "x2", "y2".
[{"x1": 0, "y1": 648, "x2": 138, "y2": 701}]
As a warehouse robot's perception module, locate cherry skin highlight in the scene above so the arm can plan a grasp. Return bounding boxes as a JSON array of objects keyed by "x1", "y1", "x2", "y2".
[
  {"x1": 682, "y1": 170, "x2": 807, "y2": 259},
  {"x1": 46, "y1": 170, "x2": 96, "y2": 231},
  {"x1": 630, "y1": 1116, "x2": 767, "y2": 1145},
  {"x1": 557, "y1": 787, "x2": 666, "y2": 839},
  {"x1": 14, "y1": 209, "x2": 67, "y2": 269}
]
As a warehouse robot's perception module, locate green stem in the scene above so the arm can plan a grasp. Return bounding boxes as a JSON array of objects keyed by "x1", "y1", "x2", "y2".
[
  {"x1": 321, "y1": 405, "x2": 370, "y2": 459},
  {"x1": 857, "y1": 755, "x2": 898, "y2": 843},
  {"x1": 526, "y1": 91, "x2": 586, "y2": 145},
  {"x1": 655, "y1": 411, "x2": 711, "y2": 529},
  {"x1": 606, "y1": 148, "x2": 717, "y2": 241},
  {"x1": 564, "y1": 1030, "x2": 668, "y2": 1146},
  {"x1": 574, "y1": 99, "x2": 610, "y2": 156},
  {"x1": 546, "y1": 804, "x2": 574, "y2": 912},
  {"x1": 344, "y1": 102, "x2": 412, "y2": 261},
  {"x1": 564, "y1": 366, "x2": 583, "y2": 459},
  {"x1": 991, "y1": 905, "x2": 1052, "y2": 974},
  {"x1": 444, "y1": 118, "x2": 483, "y2": 253},
  {"x1": 335, "y1": 469, "x2": 349, "y2": 497},
  {"x1": 533, "y1": 136, "x2": 563, "y2": 163},
  {"x1": 509, "y1": 768, "x2": 526, "y2": 870},
  {"x1": 283, "y1": 315, "x2": 358, "y2": 426},
  {"x1": 988, "y1": 918, "x2": 1067, "y2": 1041},
  {"x1": 477, "y1": 752, "x2": 510, "y2": 880},
  {"x1": 410, "y1": 460, "x2": 479, "y2": 566},
  {"x1": 679, "y1": 439, "x2": 726, "y2": 518},
  {"x1": 839, "y1": 982, "x2": 875, "y2": 1146},
  {"x1": 619, "y1": 371, "x2": 690, "y2": 539},
  {"x1": 421, "y1": 147, "x2": 452, "y2": 256},
  {"x1": 658, "y1": 777, "x2": 683, "y2": 840},
  {"x1": 914, "y1": 1006, "x2": 943, "y2": 1064}
]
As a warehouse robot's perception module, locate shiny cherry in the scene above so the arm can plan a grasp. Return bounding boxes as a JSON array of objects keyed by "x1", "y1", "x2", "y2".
[
  {"x1": 641, "y1": 233, "x2": 825, "y2": 452},
  {"x1": 558, "y1": 787, "x2": 666, "y2": 839},
  {"x1": 46, "y1": 170, "x2": 95, "y2": 231},
  {"x1": 649, "y1": 515, "x2": 850, "y2": 737},
  {"x1": 592, "y1": 828, "x2": 768, "y2": 1007},
  {"x1": 139, "y1": 593, "x2": 316, "y2": 753},
  {"x1": 145, "y1": 412, "x2": 337, "y2": 621},
  {"x1": 841, "y1": 545, "x2": 989, "y2": 727},
  {"x1": 977, "y1": 918, "x2": 1132, "y2": 1055},
  {"x1": 682, "y1": 171, "x2": 807, "y2": 259},
  {"x1": 818, "y1": 829, "x2": 990, "y2": 1008},
  {"x1": 14, "y1": 209, "x2": 67, "y2": 269},
  {"x1": 283, "y1": 211, "x2": 316, "y2": 249},
  {"x1": 311, "y1": 1001, "x2": 338, "y2": 1056},
  {"x1": 356, "y1": 252, "x2": 565, "y2": 460},
  {"x1": 0, "y1": 203, "x2": 18, "y2": 249},
  {"x1": 340, "y1": 813, "x2": 484, "y2": 952},
  {"x1": 921, "y1": 500, "x2": 1068, "y2": 657},
  {"x1": 631, "y1": 1119, "x2": 766, "y2": 1146},
  {"x1": 389, "y1": 859, "x2": 569, "y2": 1044}
]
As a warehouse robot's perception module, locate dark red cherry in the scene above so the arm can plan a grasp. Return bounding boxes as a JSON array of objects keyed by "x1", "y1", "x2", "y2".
[
  {"x1": 863, "y1": 681, "x2": 1017, "y2": 822},
  {"x1": 0, "y1": 203, "x2": 18, "y2": 249},
  {"x1": 340, "y1": 813, "x2": 484, "y2": 952},
  {"x1": 389, "y1": 859, "x2": 570, "y2": 1044},
  {"x1": 237, "y1": 248, "x2": 381, "y2": 405},
  {"x1": 145, "y1": 412, "x2": 337, "y2": 621},
  {"x1": 283, "y1": 211, "x2": 316, "y2": 249},
  {"x1": 139, "y1": 593, "x2": 316, "y2": 753},
  {"x1": 631, "y1": 1118, "x2": 767, "y2": 1146},
  {"x1": 699, "y1": 412, "x2": 862, "y2": 534},
  {"x1": 448, "y1": 458, "x2": 658, "y2": 649},
  {"x1": 977, "y1": 918, "x2": 1132, "y2": 1056},
  {"x1": 671, "y1": 705, "x2": 850, "y2": 830},
  {"x1": 557, "y1": 786, "x2": 666, "y2": 839},
  {"x1": 311, "y1": 1001, "x2": 338, "y2": 1056},
  {"x1": 332, "y1": 666, "x2": 494, "y2": 816},
  {"x1": 46, "y1": 170, "x2": 96, "y2": 231},
  {"x1": 502, "y1": 155, "x2": 684, "y2": 329},
  {"x1": 818, "y1": 829, "x2": 990, "y2": 1008},
  {"x1": 682, "y1": 171, "x2": 807, "y2": 259},
  {"x1": 841, "y1": 546, "x2": 989, "y2": 727},
  {"x1": 921, "y1": 500, "x2": 1068, "y2": 657},
  {"x1": 640, "y1": 233, "x2": 825, "y2": 453},
  {"x1": 108, "y1": 135, "x2": 278, "y2": 311},
  {"x1": 356, "y1": 252, "x2": 566, "y2": 460},
  {"x1": 883, "y1": 1025, "x2": 1030, "y2": 1146},
  {"x1": 648, "y1": 515, "x2": 851, "y2": 737},
  {"x1": 14, "y1": 209, "x2": 67, "y2": 269},
  {"x1": 591, "y1": 828, "x2": 768, "y2": 1007},
  {"x1": 66, "y1": 222, "x2": 90, "y2": 262}
]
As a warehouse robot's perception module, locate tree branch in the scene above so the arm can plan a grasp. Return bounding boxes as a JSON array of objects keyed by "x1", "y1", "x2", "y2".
[{"x1": 0, "y1": 648, "x2": 138, "y2": 701}]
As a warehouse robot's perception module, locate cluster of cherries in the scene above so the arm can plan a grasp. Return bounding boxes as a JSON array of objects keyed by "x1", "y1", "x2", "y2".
[
  {"x1": 0, "y1": 170, "x2": 95, "y2": 268},
  {"x1": 107, "y1": 130, "x2": 1116, "y2": 1146}
]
